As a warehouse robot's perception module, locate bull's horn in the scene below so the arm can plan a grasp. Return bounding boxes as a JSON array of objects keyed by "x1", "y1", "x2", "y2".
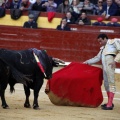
[{"x1": 53, "y1": 58, "x2": 65, "y2": 64}]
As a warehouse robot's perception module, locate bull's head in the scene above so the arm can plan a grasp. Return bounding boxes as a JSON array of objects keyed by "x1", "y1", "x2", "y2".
[
  {"x1": 44, "y1": 57, "x2": 65, "y2": 79},
  {"x1": 36, "y1": 50, "x2": 65, "y2": 79}
]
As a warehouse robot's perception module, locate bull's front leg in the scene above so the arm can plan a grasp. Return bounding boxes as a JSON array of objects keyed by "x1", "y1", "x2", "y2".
[
  {"x1": 33, "y1": 77, "x2": 44, "y2": 110},
  {"x1": 33, "y1": 90, "x2": 40, "y2": 110},
  {"x1": 1, "y1": 90, "x2": 9, "y2": 109},
  {"x1": 23, "y1": 85, "x2": 31, "y2": 108}
]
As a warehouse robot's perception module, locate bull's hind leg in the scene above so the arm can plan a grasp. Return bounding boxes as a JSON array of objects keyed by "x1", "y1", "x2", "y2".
[
  {"x1": 23, "y1": 85, "x2": 31, "y2": 108},
  {"x1": 1, "y1": 90, "x2": 9, "y2": 109},
  {"x1": 0, "y1": 61, "x2": 10, "y2": 109}
]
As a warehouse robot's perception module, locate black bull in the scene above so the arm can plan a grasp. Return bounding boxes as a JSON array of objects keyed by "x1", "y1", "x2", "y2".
[{"x1": 0, "y1": 48, "x2": 60, "y2": 109}]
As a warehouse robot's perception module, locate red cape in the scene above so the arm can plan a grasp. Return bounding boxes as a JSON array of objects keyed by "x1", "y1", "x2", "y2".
[{"x1": 46, "y1": 62, "x2": 103, "y2": 107}]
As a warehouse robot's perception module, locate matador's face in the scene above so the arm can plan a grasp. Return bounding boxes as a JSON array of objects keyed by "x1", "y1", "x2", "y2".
[{"x1": 98, "y1": 38, "x2": 107, "y2": 46}]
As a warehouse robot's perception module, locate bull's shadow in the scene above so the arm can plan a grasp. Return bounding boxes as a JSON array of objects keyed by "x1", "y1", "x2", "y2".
[{"x1": 0, "y1": 48, "x2": 63, "y2": 109}]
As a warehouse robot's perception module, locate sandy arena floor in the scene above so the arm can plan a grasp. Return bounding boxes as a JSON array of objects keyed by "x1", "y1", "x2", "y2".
[{"x1": 0, "y1": 66, "x2": 120, "y2": 120}]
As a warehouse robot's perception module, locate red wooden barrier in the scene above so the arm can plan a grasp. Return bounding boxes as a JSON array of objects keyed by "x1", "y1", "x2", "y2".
[
  {"x1": 0, "y1": 26, "x2": 120, "y2": 66},
  {"x1": 69, "y1": 25, "x2": 120, "y2": 34}
]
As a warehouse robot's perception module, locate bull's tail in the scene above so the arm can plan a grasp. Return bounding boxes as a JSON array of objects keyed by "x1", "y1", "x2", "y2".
[
  {"x1": 0, "y1": 58, "x2": 32, "y2": 86},
  {"x1": 11, "y1": 68, "x2": 32, "y2": 86},
  {"x1": 10, "y1": 85, "x2": 15, "y2": 93}
]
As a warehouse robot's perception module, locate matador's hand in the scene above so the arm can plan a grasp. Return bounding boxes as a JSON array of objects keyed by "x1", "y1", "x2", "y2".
[{"x1": 83, "y1": 61, "x2": 88, "y2": 64}]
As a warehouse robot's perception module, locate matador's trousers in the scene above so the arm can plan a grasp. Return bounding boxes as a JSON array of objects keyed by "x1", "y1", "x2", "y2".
[{"x1": 102, "y1": 54, "x2": 116, "y2": 93}]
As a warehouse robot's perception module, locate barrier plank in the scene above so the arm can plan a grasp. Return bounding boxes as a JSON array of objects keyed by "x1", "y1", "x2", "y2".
[{"x1": 0, "y1": 25, "x2": 120, "y2": 68}]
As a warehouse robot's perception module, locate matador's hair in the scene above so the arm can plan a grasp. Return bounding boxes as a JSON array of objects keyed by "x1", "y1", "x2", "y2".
[{"x1": 97, "y1": 34, "x2": 108, "y2": 40}]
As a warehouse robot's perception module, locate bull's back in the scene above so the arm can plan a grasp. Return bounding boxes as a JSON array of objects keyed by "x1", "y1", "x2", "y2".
[{"x1": 0, "y1": 49, "x2": 37, "y2": 74}]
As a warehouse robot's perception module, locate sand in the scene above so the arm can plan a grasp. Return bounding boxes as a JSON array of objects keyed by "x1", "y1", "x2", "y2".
[{"x1": 0, "y1": 67, "x2": 120, "y2": 120}]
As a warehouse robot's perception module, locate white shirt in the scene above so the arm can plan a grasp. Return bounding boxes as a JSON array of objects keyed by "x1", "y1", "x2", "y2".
[{"x1": 106, "y1": 6, "x2": 110, "y2": 15}]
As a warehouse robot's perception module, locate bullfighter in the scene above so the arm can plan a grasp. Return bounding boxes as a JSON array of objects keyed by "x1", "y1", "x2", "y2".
[{"x1": 84, "y1": 33, "x2": 120, "y2": 110}]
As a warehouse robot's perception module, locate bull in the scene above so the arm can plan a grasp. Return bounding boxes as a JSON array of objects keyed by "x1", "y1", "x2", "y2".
[{"x1": 0, "y1": 48, "x2": 64, "y2": 109}]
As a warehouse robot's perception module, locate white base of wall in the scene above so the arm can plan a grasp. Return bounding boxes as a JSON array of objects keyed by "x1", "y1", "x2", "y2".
[{"x1": 115, "y1": 68, "x2": 120, "y2": 73}]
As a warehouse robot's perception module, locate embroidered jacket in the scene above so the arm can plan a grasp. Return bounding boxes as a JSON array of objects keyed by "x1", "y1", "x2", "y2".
[{"x1": 85, "y1": 38, "x2": 120, "y2": 64}]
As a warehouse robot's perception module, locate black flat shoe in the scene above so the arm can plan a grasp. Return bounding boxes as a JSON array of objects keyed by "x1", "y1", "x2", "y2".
[
  {"x1": 101, "y1": 105, "x2": 113, "y2": 110},
  {"x1": 101, "y1": 103, "x2": 114, "y2": 108}
]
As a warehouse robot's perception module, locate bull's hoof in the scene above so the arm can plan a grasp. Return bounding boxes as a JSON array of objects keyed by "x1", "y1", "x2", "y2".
[
  {"x1": 33, "y1": 104, "x2": 40, "y2": 110},
  {"x1": 24, "y1": 103, "x2": 31, "y2": 108},
  {"x1": 2, "y1": 104, "x2": 9, "y2": 109}
]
